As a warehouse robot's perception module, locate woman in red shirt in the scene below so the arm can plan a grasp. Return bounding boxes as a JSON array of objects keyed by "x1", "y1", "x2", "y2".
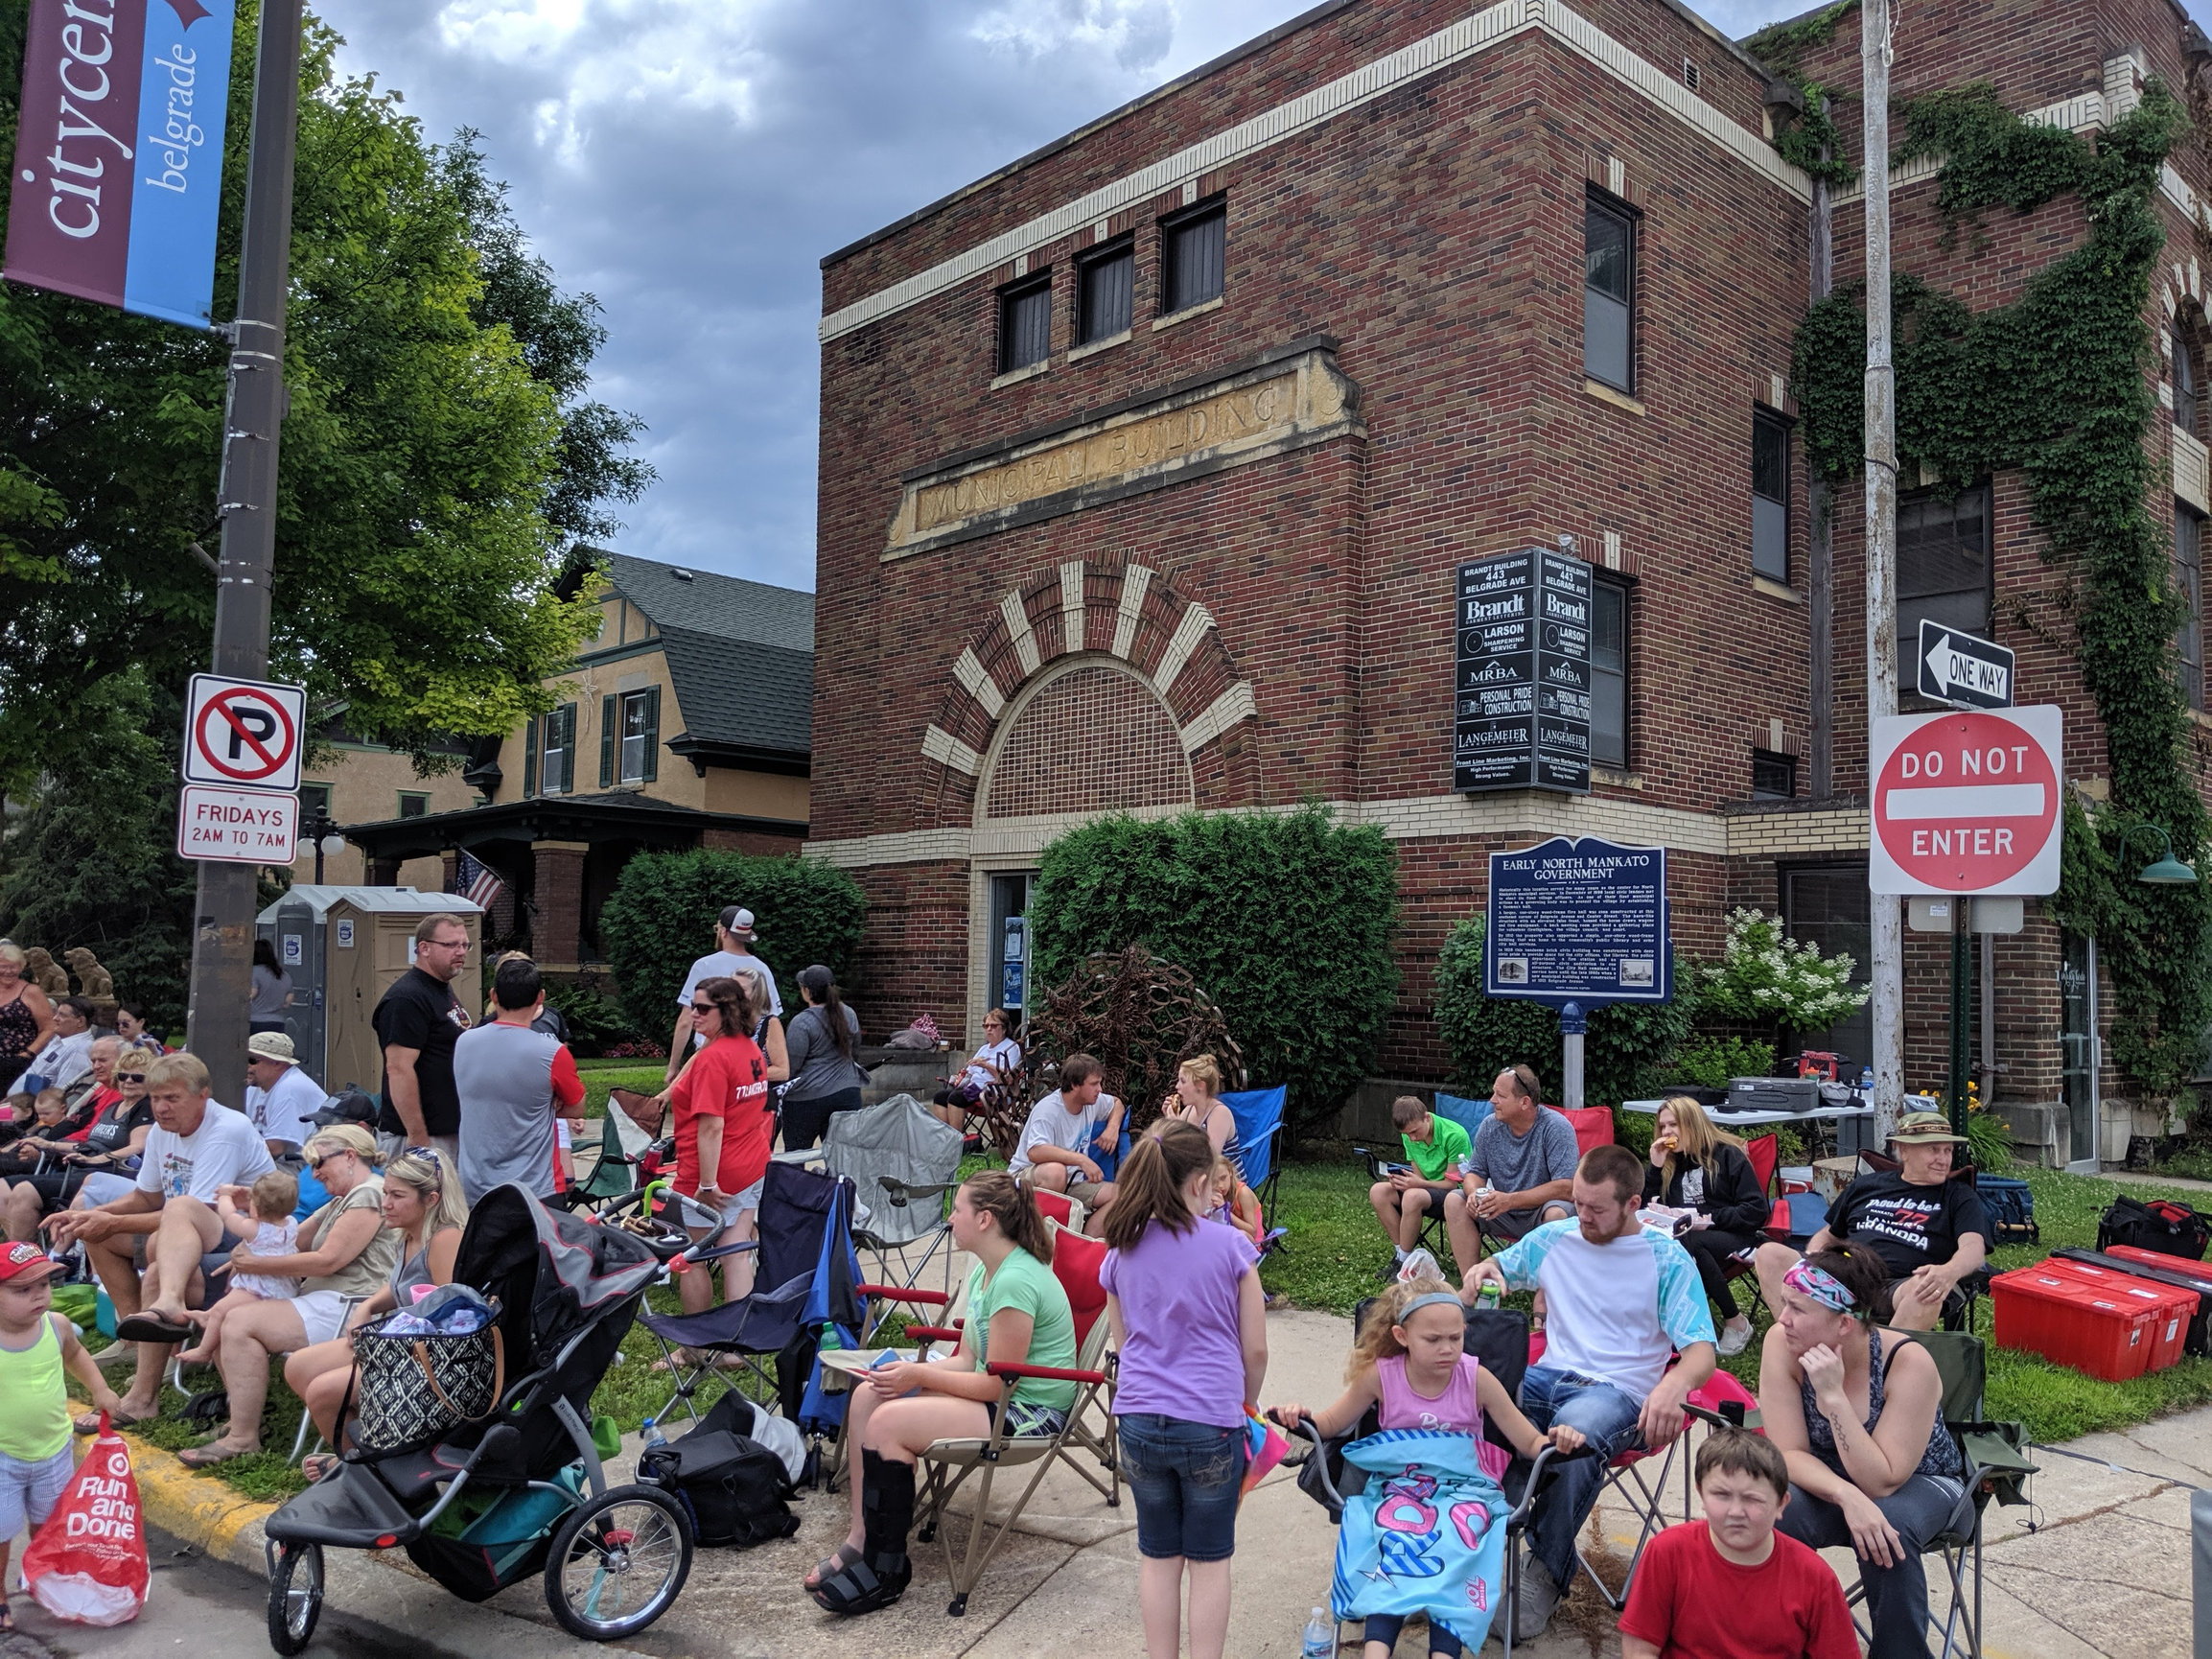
[{"x1": 661, "y1": 975, "x2": 773, "y2": 1318}]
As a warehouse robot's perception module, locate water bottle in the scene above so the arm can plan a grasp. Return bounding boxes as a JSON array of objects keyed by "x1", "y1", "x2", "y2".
[
  {"x1": 1476, "y1": 1281, "x2": 1502, "y2": 1310},
  {"x1": 1859, "y1": 1065, "x2": 1874, "y2": 1093},
  {"x1": 640, "y1": 1416, "x2": 667, "y2": 1451},
  {"x1": 1301, "y1": 1608, "x2": 1335, "y2": 1659}
]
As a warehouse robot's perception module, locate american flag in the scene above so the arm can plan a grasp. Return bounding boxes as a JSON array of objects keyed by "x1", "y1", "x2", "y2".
[{"x1": 455, "y1": 852, "x2": 504, "y2": 908}]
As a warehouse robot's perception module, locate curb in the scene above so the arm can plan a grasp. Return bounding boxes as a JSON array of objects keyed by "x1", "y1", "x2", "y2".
[{"x1": 120, "y1": 1434, "x2": 279, "y2": 1573}]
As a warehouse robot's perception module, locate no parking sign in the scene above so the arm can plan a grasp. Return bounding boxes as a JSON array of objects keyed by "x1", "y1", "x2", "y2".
[{"x1": 181, "y1": 673, "x2": 305, "y2": 791}]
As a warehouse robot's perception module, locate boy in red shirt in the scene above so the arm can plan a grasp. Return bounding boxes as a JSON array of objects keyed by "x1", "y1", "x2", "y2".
[{"x1": 1619, "y1": 1429, "x2": 1857, "y2": 1659}]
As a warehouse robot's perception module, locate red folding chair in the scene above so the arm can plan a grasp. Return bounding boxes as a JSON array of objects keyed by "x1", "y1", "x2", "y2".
[
  {"x1": 1721, "y1": 1133, "x2": 1781, "y2": 1313},
  {"x1": 1560, "y1": 1105, "x2": 1616, "y2": 1157}
]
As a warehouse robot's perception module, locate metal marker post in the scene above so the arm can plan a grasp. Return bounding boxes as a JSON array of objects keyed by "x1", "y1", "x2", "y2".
[
  {"x1": 1560, "y1": 1002, "x2": 1586, "y2": 1110},
  {"x1": 1949, "y1": 902, "x2": 1972, "y2": 1138},
  {"x1": 182, "y1": 0, "x2": 306, "y2": 1098}
]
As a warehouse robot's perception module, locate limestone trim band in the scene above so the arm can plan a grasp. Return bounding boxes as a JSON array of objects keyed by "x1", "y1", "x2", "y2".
[{"x1": 820, "y1": 0, "x2": 1811, "y2": 343}]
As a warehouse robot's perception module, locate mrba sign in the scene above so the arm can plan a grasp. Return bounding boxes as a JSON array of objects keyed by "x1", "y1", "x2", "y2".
[{"x1": 5, "y1": 0, "x2": 237, "y2": 328}]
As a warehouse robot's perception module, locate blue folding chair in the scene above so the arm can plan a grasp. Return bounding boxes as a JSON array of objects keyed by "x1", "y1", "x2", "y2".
[
  {"x1": 1222, "y1": 1086, "x2": 1288, "y2": 1249},
  {"x1": 1432, "y1": 1091, "x2": 1492, "y2": 1141}
]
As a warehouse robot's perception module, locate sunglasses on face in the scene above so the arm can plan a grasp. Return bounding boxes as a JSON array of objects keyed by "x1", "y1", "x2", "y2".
[
  {"x1": 115, "y1": 1073, "x2": 146, "y2": 1085},
  {"x1": 690, "y1": 1002, "x2": 718, "y2": 1015}
]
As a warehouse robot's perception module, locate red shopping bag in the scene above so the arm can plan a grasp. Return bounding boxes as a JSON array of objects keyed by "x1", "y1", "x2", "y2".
[{"x1": 20, "y1": 1415, "x2": 150, "y2": 1625}]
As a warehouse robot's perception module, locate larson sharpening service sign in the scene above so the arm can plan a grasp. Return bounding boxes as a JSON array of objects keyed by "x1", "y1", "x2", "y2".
[{"x1": 5, "y1": 0, "x2": 237, "y2": 329}]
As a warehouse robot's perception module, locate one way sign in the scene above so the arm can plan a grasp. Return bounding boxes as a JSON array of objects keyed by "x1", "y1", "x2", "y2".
[{"x1": 1918, "y1": 620, "x2": 2014, "y2": 710}]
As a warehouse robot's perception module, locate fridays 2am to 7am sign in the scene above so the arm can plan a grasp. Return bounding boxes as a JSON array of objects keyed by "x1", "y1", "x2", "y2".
[
  {"x1": 4, "y1": 0, "x2": 237, "y2": 328},
  {"x1": 1869, "y1": 704, "x2": 2064, "y2": 896}
]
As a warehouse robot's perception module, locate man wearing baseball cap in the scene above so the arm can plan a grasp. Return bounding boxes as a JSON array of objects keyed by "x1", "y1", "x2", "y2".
[
  {"x1": 665, "y1": 904, "x2": 780, "y2": 1087},
  {"x1": 1756, "y1": 1111, "x2": 1991, "y2": 1331},
  {"x1": 243, "y1": 1032, "x2": 324, "y2": 1157}
]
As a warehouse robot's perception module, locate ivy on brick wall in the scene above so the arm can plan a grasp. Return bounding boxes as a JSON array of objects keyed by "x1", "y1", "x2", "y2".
[
  {"x1": 1789, "y1": 79, "x2": 2211, "y2": 1098},
  {"x1": 1745, "y1": 1, "x2": 1859, "y2": 193}
]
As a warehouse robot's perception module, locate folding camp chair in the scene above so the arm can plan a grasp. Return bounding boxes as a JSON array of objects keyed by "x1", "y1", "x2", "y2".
[
  {"x1": 912, "y1": 1223, "x2": 1118, "y2": 1616},
  {"x1": 1222, "y1": 1085, "x2": 1288, "y2": 1223},
  {"x1": 1840, "y1": 1328, "x2": 2034, "y2": 1659},
  {"x1": 1031, "y1": 1187, "x2": 1087, "y2": 1233},
  {"x1": 1846, "y1": 1150, "x2": 1994, "y2": 1332},
  {"x1": 824, "y1": 1094, "x2": 964, "y2": 1291},
  {"x1": 637, "y1": 1160, "x2": 863, "y2": 1426},
  {"x1": 1560, "y1": 1105, "x2": 1615, "y2": 1157},
  {"x1": 562, "y1": 1087, "x2": 667, "y2": 1209},
  {"x1": 1720, "y1": 1133, "x2": 1781, "y2": 1312}
]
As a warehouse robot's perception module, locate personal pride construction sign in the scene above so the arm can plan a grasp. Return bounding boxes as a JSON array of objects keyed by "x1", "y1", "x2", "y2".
[{"x1": 5, "y1": 0, "x2": 236, "y2": 328}]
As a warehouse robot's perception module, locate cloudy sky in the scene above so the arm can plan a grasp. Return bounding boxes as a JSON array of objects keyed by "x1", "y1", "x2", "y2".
[{"x1": 315, "y1": 0, "x2": 2206, "y2": 593}]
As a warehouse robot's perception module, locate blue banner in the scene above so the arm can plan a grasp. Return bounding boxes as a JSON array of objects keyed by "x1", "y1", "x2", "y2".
[{"x1": 1485, "y1": 835, "x2": 1671, "y2": 1007}]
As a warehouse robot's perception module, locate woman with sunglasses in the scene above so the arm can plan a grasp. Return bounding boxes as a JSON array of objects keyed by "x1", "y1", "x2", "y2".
[
  {"x1": 653, "y1": 975, "x2": 772, "y2": 1334},
  {"x1": 160, "y1": 1126, "x2": 399, "y2": 1465},
  {"x1": 3, "y1": 1041, "x2": 153, "y2": 1242}
]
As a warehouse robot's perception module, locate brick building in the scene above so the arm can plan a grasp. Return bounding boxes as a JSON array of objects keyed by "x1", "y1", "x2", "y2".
[{"x1": 805, "y1": 0, "x2": 2212, "y2": 1164}]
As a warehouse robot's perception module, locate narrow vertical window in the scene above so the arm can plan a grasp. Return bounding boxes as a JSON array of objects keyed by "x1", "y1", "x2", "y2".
[
  {"x1": 2179, "y1": 504, "x2": 2204, "y2": 710},
  {"x1": 1753, "y1": 413, "x2": 1791, "y2": 583},
  {"x1": 619, "y1": 690, "x2": 650, "y2": 783},
  {"x1": 1590, "y1": 577, "x2": 1629, "y2": 768},
  {"x1": 2178, "y1": 342, "x2": 2200, "y2": 435},
  {"x1": 1897, "y1": 483, "x2": 1993, "y2": 686},
  {"x1": 1584, "y1": 194, "x2": 1634, "y2": 391},
  {"x1": 1077, "y1": 239, "x2": 1133, "y2": 344},
  {"x1": 1161, "y1": 199, "x2": 1226, "y2": 314},
  {"x1": 997, "y1": 275, "x2": 1051, "y2": 373}
]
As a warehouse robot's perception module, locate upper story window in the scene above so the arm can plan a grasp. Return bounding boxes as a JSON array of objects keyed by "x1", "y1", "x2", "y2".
[
  {"x1": 536, "y1": 702, "x2": 576, "y2": 796},
  {"x1": 300, "y1": 783, "x2": 333, "y2": 824},
  {"x1": 606, "y1": 687, "x2": 661, "y2": 785},
  {"x1": 1161, "y1": 198, "x2": 1226, "y2": 315},
  {"x1": 1584, "y1": 193, "x2": 1635, "y2": 392},
  {"x1": 1753, "y1": 413, "x2": 1791, "y2": 584},
  {"x1": 2179, "y1": 505, "x2": 2205, "y2": 711},
  {"x1": 1590, "y1": 576, "x2": 1629, "y2": 769},
  {"x1": 2179, "y1": 339, "x2": 2200, "y2": 436},
  {"x1": 997, "y1": 274, "x2": 1051, "y2": 373},
  {"x1": 1896, "y1": 482, "x2": 1992, "y2": 687},
  {"x1": 397, "y1": 792, "x2": 430, "y2": 819},
  {"x1": 1751, "y1": 749, "x2": 1798, "y2": 799},
  {"x1": 1077, "y1": 238, "x2": 1134, "y2": 344}
]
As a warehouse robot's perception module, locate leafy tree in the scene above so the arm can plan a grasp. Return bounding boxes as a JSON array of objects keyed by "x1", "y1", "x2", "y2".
[
  {"x1": 1026, "y1": 806, "x2": 1400, "y2": 1135},
  {"x1": 0, "y1": 3, "x2": 649, "y2": 785}
]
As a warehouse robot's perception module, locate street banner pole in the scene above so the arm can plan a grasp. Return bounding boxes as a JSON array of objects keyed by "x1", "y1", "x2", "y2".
[
  {"x1": 183, "y1": 0, "x2": 306, "y2": 1099},
  {"x1": 1863, "y1": 0, "x2": 1904, "y2": 1139}
]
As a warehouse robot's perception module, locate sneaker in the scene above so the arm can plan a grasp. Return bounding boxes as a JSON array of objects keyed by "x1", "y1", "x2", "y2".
[
  {"x1": 1718, "y1": 1320, "x2": 1754, "y2": 1358},
  {"x1": 1378, "y1": 1260, "x2": 1402, "y2": 1283},
  {"x1": 1512, "y1": 1554, "x2": 1561, "y2": 1642}
]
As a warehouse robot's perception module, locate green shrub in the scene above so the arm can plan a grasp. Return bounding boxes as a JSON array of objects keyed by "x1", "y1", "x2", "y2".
[
  {"x1": 541, "y1": 977, "x2": 642, "y2": 1059},
  {"x1": 1433, "y1": 918, "x2": 1694, "y2": 1109},
  {"x1": 599, "y1": 850, "x2": 867, "y2": 1034},
  {"x1": 1967, "y1": 1108, "x2": 2014, "y2": 1172},
  {"x1": 1027, "y1": 806, "x2": 1399, "y2": 1134},
  {"x1": 1672, "y1": 1036, "x2": 1778, "y2": 1089}
]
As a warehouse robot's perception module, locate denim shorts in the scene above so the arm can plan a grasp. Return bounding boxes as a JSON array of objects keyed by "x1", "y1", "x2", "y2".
[{"x1": 1116, "y1": 1413, "x2": 1247, "y2": 1562}]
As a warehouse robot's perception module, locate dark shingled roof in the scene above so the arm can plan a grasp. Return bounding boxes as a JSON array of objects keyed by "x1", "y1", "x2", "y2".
[{"x1": 599, "y1": 552, "x2": 814, "y2": 761}]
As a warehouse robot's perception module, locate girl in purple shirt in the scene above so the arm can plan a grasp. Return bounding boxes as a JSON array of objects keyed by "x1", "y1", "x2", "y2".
[{"x1": 1101, "y1": 1120, "x2": 1269, "y2": 1659}]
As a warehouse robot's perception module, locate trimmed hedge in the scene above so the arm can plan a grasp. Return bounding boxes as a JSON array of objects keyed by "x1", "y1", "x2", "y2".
[
  {"x1": 599, "y1": 850, "x2": 867, "y2": 1035},
  {"x1": 1027, "y1": 806, "x2": 1399, "y2": 1134},
  {"x1": 1432, "y1": 917, "x2": 1694, "y2": 1110}
]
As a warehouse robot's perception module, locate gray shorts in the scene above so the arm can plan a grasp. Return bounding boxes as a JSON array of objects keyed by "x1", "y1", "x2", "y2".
[
  {"x1": 0, "y1": 1442, "x2": 75, "y2": 1540},
  {"x1": 1480, "y1": 1200, "x2": 1573, "y2": 1242}
]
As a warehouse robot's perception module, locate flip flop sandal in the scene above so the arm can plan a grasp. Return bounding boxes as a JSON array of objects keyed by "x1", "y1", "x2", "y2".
[
  {"x1": 0, "y1": 1597, "x2": 14, "y2": 1635},
  {"x1": 176, "y1": 1440, "x2": 252, "y2": 1470},
  {"x1": 114, "y1": 1313, "x2": 195, "y2": 1344},
  {"x1": 803, "y1": 1542, "x2": 862, "y2": 1592},
  {"x1": 301, "y1": 1453, "x2": 338, "y2": 1483},
  {"x1": 811, "y1": 1555, "x2": 911, "y2": 1617}
]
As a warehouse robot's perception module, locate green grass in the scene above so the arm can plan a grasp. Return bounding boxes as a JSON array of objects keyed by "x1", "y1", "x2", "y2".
[
  {"x1": 2152, "y1": 1144, "x2": 2212, "y2": 1184},
  {"x1": 579, "y1": 1065, "x2": 666, "y2": 1118},
  {"x1": 1255, "y1": 1147, "x2": 2212, "y2": 1446}
]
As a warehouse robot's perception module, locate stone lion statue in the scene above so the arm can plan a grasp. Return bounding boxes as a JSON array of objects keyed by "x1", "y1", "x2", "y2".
[
  {"x1": 63, "y1": 947, "x2": 113, "y2": 1002},
  {"x1": 21, "y1": 947, "x2": 69, "y2": 998}
]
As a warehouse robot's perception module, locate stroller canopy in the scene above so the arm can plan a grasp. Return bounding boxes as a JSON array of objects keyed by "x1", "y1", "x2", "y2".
[
  {"x1": 457, "y1": 1183, "x2": 663, "y2": 1377},
  {"x1": 825, "y1": 1093, "x2": 964, "y2": 1247}
]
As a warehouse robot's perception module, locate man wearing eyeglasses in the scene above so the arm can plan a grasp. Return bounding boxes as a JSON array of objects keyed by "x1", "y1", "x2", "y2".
[{"x1": 371, "y1": 914, "x2": 473, "y2": 1170}]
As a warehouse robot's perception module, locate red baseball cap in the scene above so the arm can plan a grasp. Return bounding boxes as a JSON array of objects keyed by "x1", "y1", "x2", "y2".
[{"x1": 0, "y1": 1241, "x2": 60, "y2": 1286}]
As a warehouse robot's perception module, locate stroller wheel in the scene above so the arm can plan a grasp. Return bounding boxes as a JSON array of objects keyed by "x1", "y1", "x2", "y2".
[
  {"x1": 544, "y1": 1483, "x2": 694, "y2": 1640},
  {"x1": 266, "y1": 1542, "x2": 324, "y2": 1655}
]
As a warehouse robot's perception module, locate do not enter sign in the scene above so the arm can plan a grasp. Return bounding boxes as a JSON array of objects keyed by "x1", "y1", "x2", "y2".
[{"x1": 1870, "y1": 704, "x2": 2063, "y2": 896}]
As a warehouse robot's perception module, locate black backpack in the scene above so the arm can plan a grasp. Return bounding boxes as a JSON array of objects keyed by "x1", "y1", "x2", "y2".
[
  {"x1": 638, "y1": 1392, "x2": 801, "y2": 1549},
  {"x1": 2096, "y1": 1194, "x2": 2211, "y2": 1261}
]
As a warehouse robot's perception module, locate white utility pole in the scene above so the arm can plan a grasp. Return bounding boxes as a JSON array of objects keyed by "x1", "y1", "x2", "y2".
[{"x1": 1864, "y1": 0, "x2": 1904, "y2": 1136}]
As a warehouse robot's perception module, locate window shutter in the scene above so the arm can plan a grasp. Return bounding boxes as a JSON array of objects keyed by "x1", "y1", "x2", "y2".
[
  {"x1": 642, "y1": 686, "x2": 661, "y2": 783},
  {"x1": 560, "y1": 702, "x2": 578, "y2": 794},
  {"x1": 523, "y1": 715, "x2": 538, "y2": 797},
  {"x1": 600, "y1": 693, "x2": 617, "y2": 788}
]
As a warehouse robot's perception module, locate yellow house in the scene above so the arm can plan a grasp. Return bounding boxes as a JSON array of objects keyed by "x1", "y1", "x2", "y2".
[{"x1": 334, "y1": 552, "x2": 812, "y2": 970}]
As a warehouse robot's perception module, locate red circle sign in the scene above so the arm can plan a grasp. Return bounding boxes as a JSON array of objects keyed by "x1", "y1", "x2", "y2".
[
  {"x1": 1874, "y1": 711, "x2": 2059, "y2": 891},
  {"x1": 193, "y1": 688, "x2": 297, "y2": 783}
]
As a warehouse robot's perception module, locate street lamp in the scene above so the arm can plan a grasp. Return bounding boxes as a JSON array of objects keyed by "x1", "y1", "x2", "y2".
[
  {"x1": 2122, "y1": 824, "x2": 2200, "y2": 886},
  {"x1": 299, "y1": 801, "x2": 347, "y2": 884}
]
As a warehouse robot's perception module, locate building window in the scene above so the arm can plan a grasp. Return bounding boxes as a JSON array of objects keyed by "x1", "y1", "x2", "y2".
[
  {"x1": 1782, "y1": 864, "x2": 1873, "y2": 1070},
  {"x1": 621, "y1": 689, "x2": 652, "y2": 782},
  {"x1": 397, "y1": 792, "x2": 430, "y2": 819},
  {"x1": 1753, "y1": 413, "x2": 1791, "y2": 584},
  {"x1": 539, "y1": 703, "x2": 575, "y2": 796},
  {"x1": 1160, "y1": 199, "x2": 1225, "y2": 315},
  {"x1": 1897, "y1": 482, "x2": 1992, "y2": 685},
  {"x1": 1077, "y1": 239, "x2": 1133, "y2": 344},
  {"x1": 1590, "y1": 577, "x2": 1628, "y2": 769},
  {"x1": 1584, "y1": 193, "x2": 1634, "y2": 392},
  {"x1": 1751, "y1": 749, "x2": 1798, "y2": 799},
  {"x1": 2180, "y1": 504, "x2": 2205, "y2": 710},
  {"x1": 299, "y1": 783, "x2": 333, "y2": 825},
  {"x1": 997, "y1": 275, "x2": 1051, "y2": 373},
  {"x1": 2179, "y1": 340, "x2": 2200, "y2": 436}
]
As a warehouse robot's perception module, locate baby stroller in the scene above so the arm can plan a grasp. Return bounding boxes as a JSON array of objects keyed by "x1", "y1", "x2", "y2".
[{"x1": 262, "y1": 1185, "x2": 694, "y2": 1651}]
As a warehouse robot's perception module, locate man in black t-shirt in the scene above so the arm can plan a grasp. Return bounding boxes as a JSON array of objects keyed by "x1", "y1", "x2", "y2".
[
  {"x1": 372, "y1": 913, "x2": 473, "y2": 1167},
  {"x1": 1756, "y1": 1111, "x2": 1991, "y2": 1331}
]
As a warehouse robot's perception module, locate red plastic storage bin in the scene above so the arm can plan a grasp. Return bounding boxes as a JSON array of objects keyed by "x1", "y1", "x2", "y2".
[
  {"x1": 2036, "y1": 1258, "x2": 2195, "y2": 1372},
  {"x1": 1991, "y1": 1266, "x2": 2160, "y2": 1382}
]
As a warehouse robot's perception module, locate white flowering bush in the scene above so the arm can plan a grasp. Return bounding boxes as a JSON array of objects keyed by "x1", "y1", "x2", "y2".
[{"x1": 1698, "y1": 908, "x2": 1870, "y2": 1033}]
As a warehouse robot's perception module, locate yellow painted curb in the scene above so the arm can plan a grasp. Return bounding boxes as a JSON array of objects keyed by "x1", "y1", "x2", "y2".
[{"x1": 117, "y1": 1432, "x2": 280, "y2": 1570}]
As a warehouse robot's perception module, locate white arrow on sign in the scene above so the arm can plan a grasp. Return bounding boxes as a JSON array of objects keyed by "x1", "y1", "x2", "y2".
[{"x1": 1922, "y1": 629, "x2": 2012, "y2": 705}]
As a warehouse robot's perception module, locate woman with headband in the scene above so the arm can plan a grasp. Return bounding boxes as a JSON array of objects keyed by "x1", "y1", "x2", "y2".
[{"x1": 1758, "y1": 1246, "x2": 1964, "y2": 1659}]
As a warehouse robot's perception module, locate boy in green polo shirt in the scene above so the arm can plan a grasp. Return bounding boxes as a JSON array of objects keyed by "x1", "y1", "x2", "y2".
[{"x1": 1367, "y1": 1096, "x2": 1472, "y2": 1276}]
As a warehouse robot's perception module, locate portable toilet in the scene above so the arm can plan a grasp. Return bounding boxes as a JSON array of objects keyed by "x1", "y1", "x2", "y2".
[{"x1": 256, "y1": 887, "x2": 483, "y2": 1092}]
